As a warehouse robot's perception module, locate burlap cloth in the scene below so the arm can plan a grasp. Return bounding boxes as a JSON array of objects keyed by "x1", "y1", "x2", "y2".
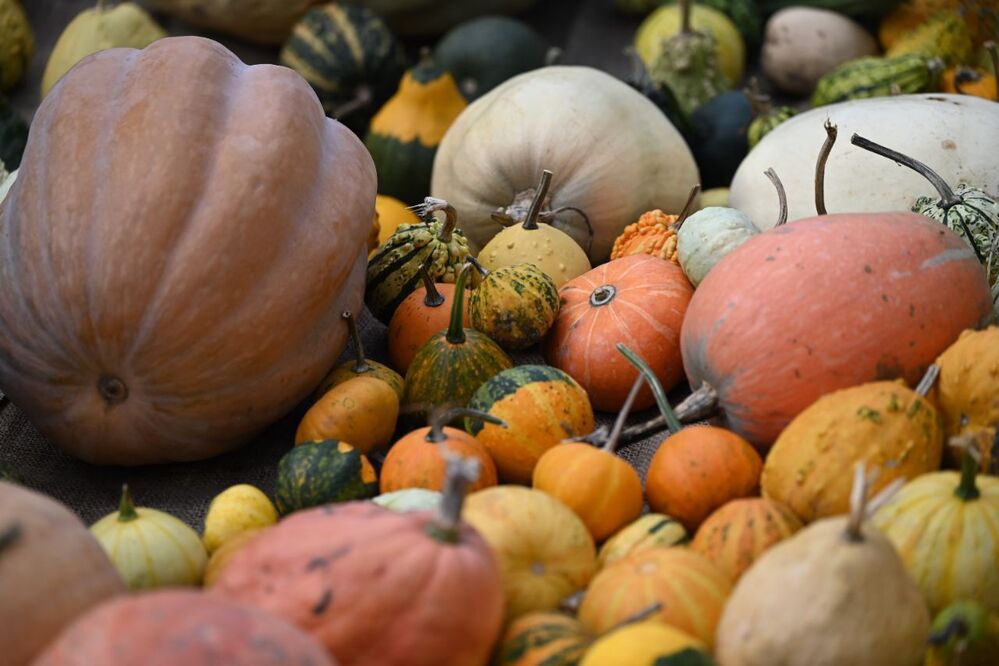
[{"x1": 0, "y1": 308, "x2": 674, "y2": 529}]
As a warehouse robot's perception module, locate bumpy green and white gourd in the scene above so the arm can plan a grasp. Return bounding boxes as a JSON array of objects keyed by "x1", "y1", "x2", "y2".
[
  {"x1": 677, "y1": 207, "x2": 759, "y2": 286},
  {"x1": 649, "y1": 0, "x2": 729, "y2": 115},
  {"x1": 365, "y1": 197, "x2": 472, "y2": 324},
  {"x1": 811, "y1": 53, "x2": 942, "y2": 107},
  {"x1": 851, "y1": 134, "x2": 999, "y2": 320}
]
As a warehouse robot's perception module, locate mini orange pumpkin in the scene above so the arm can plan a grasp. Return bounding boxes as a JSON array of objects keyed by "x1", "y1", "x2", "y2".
[
  {"x1": 609, "y1": 209, "x2": 680, "y2": 262},
  {"x1": 380, "y1": 407, "x2": 501, "y2": 494}
]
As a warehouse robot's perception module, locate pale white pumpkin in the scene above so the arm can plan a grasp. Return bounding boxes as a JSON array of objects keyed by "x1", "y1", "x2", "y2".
[
  {"x1": 431, "y1": 66, "x2": 700, "y2": 261},
  {"x1": 372, "y1": 488, "x2": 443, "y2": 512},
  {"x1": 91, "y1": 485, "x2": 207, "y2": 589},
  {"x1": 677, "y1": 207, "x2": 759, "y2": 286},
  {"x1": 147, "y1": 0, "x2": 318, "y2": 44},
  {"x1": 730, "y1": 94, "x2": 999, "y2": 228}
]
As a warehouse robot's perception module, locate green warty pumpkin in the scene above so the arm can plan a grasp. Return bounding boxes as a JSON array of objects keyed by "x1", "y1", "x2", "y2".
[{"x1": 469, "y1": 261, "x2": 560, "y2": 351}]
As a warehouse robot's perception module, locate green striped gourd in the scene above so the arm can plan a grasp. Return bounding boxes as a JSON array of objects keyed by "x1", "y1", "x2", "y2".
[
  {"x1": 496, "y1": 611, "x2": 591, "y2": 666},
  {"x1": 466, "y1": 365, "x2": 595, "y2": 483},
  {"x1": 597, "y1": 513, "x2": 689, "y2": 569},
  {"x1": 811, "y1": 54, "x2": 941, "y2": 107},
  {"x1": 275, "y1": 439, "x2": 378, "y2": 515},
  {"x1": 745, "y1": 90, "x2": 795, "y2": 149},
  {"x1": 886, "y1": 10, "x2": 974, "y2": 67},
  {"x1": 468, "y1": 261, "x2": 560, "y2": 351},
  {"x1": 365, "y1": 198, "x2": 471, "y2": 324},
  {"x1": 279, "y1": 3, "x2": 406, "y2": 133},
  {"x1": 402, "y1": 262, "x2": 513, "y2": 429}
]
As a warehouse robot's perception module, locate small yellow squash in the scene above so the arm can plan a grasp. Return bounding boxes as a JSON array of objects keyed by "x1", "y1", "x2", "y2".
[
  {"x1": 201, "y1": 484, "x2": 277, "y2": 555},
  {"x1": 597, "y1": 513, "x2": 689, "y2": 569},
  {"x1": 295, "y1": 375, "x2": 400, "y2": 453},
  {"x1": 580, "y1": 621, "x2": 708, "y2": 666}
]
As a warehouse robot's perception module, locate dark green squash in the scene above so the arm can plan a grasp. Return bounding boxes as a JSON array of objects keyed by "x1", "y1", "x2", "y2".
[
  {"x1": 402, "y1": 261, "x2": 513, "y2": 429},
  {"x1": 355, "y1": 0, "x2": 541, "y2": 36},
  {"x1": 689, "y1": 90, "x2": 751, "y2": 188},
  {"x1": 0, "y1": 96, "x2": 28, "y2": 170},
  {"x1": 279, "y1": 3, "x2": 406, "y2": 133},
  {"x1": 365, "y1": 198, "x2": 472, "y2": 324},
  {"x1": 364, "y1": 55, "x2": 467, "y2": 205},
  {"x1": 433, "y1": 16, "x2": 552, "y2": 101},
  {"x1": 468, "y1": 259, "x2": 559, "y2": 351},
  {"x1": 275, "y1": 439, "x2": 378, "y2": 515}
]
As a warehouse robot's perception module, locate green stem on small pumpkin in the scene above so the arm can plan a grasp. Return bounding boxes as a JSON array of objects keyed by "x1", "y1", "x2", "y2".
[
  {"x1": 815, "y1": 119, "x2": 837, "y2": 216},
  {"x1": 417, "y1": 258, "x2": 445, "y2": 308},
  {"x1": 601, "y1": 375, "x2": 645, "y2": 454},
  {"x1": 0, "y1": 522, "x2": 22, "y2": 555},
  {"x1": 117, "y1": 484, "x2": 139, "y2": 522},
  {"x1": 522, "y1": 170, "x2": 553, "y2": 231},
  {"x1": 765, "y1": 168, "x2": 788, "y2": 226},
  {"x1": 915, "y1": 364, "x2": 940, "y2": 397},
  {"x1": 445, "y1": 261, "x2": 473, "y2": 345},
  {"x1": 674, "y1": 183, "x2": 701, "y2": 230},
  {"x1": 341, "y1": 311, "x2": 370, "y2": 374},
  {"x1": 617, "y1": 343, "x2": 683, "y2": 434},
  {"x1": 425, "y1": 407, "x2": 506, "y2": 443},
  {"x1": 951, "y1": 436, "x2": 982, "y2": 501},
  {"x1": 428, "y1": 449, "x2": 481, "y2": 543},
  {"x1": 617, "y1": 381, "x2": 718, "y2": 442}
]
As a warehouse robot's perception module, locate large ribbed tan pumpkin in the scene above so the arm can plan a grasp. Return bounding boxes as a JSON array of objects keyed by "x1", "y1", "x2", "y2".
[{"x1": 0, "y1": 37, "x2": 375, "y2": 465}]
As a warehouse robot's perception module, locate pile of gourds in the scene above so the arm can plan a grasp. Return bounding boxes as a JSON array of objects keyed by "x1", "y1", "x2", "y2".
[{"x1": 1, "y1": 1, "x2": 998, "y2": 665}]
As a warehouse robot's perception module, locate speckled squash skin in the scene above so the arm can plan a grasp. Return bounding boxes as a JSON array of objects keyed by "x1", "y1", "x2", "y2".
[
  {"x1": 762, "y1": 380, "x2": 944, "y2": 523},
  {"x1": 680, "y1": 213, "x2": 993, "y2": 448},
  {"x1": 597, "y1": 513, "x2": 689, "y2": 569},
  {"x1": 210, "y1": 501, "x2": 505, "y2": 666},
  {"x1": 32, "y1": 589, "x2": 337, "y2": 666},
  {"x1": 379, "y1": 426, "x2": 497, "y2": 493},
  {"x1": 466, "y1": 365, "x2": 595, "y2": 483},
  {"x1": 295, "y1": 376, "x2": 400, "y2": 452},
  {"x1": 579, "y1": 547, "x2": 732, "y2": 648},
  {"x1": 496, "y1": 611, "x2": 591, "y2": 666},
  {"x1": 691, "y1": 497, "x2": 803, "y2": 581},
  {"x1": 275, "y1": 440, "x2": 378, "y2": 514},
  {"x1": 479, "y1": 223, "x2": 592, "y2": 288},
  {"x1": 470, "y1": 263, "x2": 560, "y2": 350}
]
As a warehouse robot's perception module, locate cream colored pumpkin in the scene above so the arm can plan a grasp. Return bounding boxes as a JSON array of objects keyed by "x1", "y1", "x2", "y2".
[
  {"x1": 202, "y1": 484, "x2": 278, "y2": 555},
  {"x1": 147, "y1": 0, "x2": 319, "y2": 44},
  {"x1": 42, "y1": 2, "x2": 167, "y2": 97},
  {"x1": 371, "y1": 488, "x2": 442, "y2": 512},
  {"x1": 676, "y1": 207, "x2": 759, "y2": 286},
  {"x1": 91, "y1": 485, "x2": 207, "y2": 589},
  {"x1": 431, "y1": 66, "x2": 699, "y2": 261},
  {"x1": 463, "y1": 485, "x2": 597, "y2": 620}
]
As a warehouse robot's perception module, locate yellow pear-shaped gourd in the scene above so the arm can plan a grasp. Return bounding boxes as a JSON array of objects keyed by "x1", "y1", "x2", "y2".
[
  {"x1": 90, "y1": 484, "x2": 207, "y2": 589},
  {"x1": 42, "y1": 1, "x2": 167, "y2": 97},
  {"x1": 202, "y1": 484, "x2": 277, "y2": 555},
  {"x1": 0, "y1": 0, "x2": 33, "y2": 91},
  {"x1": 479, "y1": 170, "x2": 591, "y2": 288}
]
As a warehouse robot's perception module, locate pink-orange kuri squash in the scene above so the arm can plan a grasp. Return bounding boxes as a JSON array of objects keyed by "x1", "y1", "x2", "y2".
[
  {"x1": 678, "y1": 212, "x2": 991, "y2": 448},
  {"x1": 0, "y1": 37, "x2": 375, "y2": 465},
  {"x1": 544, "y1": 254, "x2": 694, "y2": 412}
]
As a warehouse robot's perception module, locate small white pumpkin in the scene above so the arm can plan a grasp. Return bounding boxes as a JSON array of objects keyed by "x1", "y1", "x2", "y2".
[
  {"x1": 677, "y1": 207, "x2": 759, "y2": 286},
  {"x1": 90, "y1": 484, "x2": 207, "y2": 589},
  {"x1": 202, "y1": 484, "x2": 278, "y2": 555},
  {"x1": 372, "y1": 488, "x2": 443, "y2": 513}
]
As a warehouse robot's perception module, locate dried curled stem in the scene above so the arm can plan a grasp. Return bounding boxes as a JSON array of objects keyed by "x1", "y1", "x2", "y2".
[{"x1": 815, "y1": 119, "x2": 837, "y2": 215}]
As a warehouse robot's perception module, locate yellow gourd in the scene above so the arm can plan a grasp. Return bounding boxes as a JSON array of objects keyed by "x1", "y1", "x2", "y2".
[
  {"x1": 295, "y1": 375, "x2": 400, "y2": 453},
  {"x1": 42, "y1": 1, "x2": 167, "y2": 97},
  {"x1": 203, "y1": 527, "x2": 261, "y2": 587},
  {"x1": 580, "y1": 621, "x2": 707, "y2": 666},
  {"x1": 479, "y1": 170, "x2": 591, "y2": 288},
  {"x1": 201, "y1": 484, "x2": 277, "y2": 555},
  {"x1": 597, "y1": 513, "x2": 688, "y2": 569},
  {"x1": 635, "y1": 2, "x2": 745, "y2": 84},
  {"x1": 0, "y1": 0, "x2": 33, "y2": 91},
  {"x1": 90, "y1": 484, "x2": 207, "y2": 589}
]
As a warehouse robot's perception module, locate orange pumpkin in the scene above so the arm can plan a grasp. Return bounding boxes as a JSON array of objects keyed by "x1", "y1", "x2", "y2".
[
  {"x1": 646, "y1": 425, "x2": 763, "y2": 532},
  {"x1": 33, "y1": 590, "x2": 335, "y2": 666},
  {"x1": 544, "y1": 254, "x2": 694, "y2": 412},
  {"x1": 941, "y1": 66, "x2": 998, "y2": 100},
  {"x1": 679, "y1": 212, "x2": 992, "y2": 448},
  {"x1": 691, "y1": 497, "x2": 803, "y2": 581},
  {"x1": 388, "y1": 261, "x2": 470, "y2": 374},
  {"x1": 212, "y1": 455, "x2": 504, "y2": 666},
  {"x1": 0, "y1": 37, "x2": 375, "y2": 464},
  {"x1": 380, "y1": 407, "x2": 500, "y2": 493},
  {"x1": 578, "y1": 547, "x2": 731, "y2": 648},
  {"x1": 609, "y1": 209, "x2": 680, "y2": 262}
]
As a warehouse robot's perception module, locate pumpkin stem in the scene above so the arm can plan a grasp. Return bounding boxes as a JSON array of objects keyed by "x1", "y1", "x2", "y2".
[
  {"x1": 951, "y1": 435, "x2": 982, "y2": 501},
  {"x1": 679, "y1": 0, "x2": 692, "y2": 35},
  {"x1": 915, "y1": 364, "x2": 940, "y2": 397},
  {"x1": 0, "y1": 522, "x2": 22, "y2": 556},
  {"x1": 446, "y1": 262, "x2": 473, "y2": 344},
  {"x1": 845, "y1": 463, "x2": 905, "y2": 542},
  {"x1": 330, "y1": 84, "x2": 373, "y2": 123},
  {"x1": 616, "y1": 602, "x2": 664, "y2": 628},
  {"x1": 428, "y1": 448, "x2": 481, "y2": 543},
  {"x1": 743, "y1": 77, "x2": 772, "y2": 118},
  {"x1": 589, "y1": 284, "x2": 617, "y2": 307},
  {"x1": 601, "y1": 375, "x2": 645, "y2": 454},
  {"x1": 341, "y1": 311, "x2": 371, "y2": 374},
  {"x1": 465, "y1": 255, "x2": 490, "y2": 278},
  {"x1": 618, "y1": 343, "x2": 683, "y2": 434},
  {"x1": 673, "y1": 383, "x2": 719, "y2": 423},
  {"x1": 425, "y1": 406, "x2": 505, "y2": 443},
  {"x1": 522, "y1": 170, "x2": 553, "y2": 231},
  {"x1": 674, "y1": 184, "x2": 701, "y2": 230},
  {"x1": 117, "y1": 483, "x2": 139, "y2": 522},
  {"x1": 986, "y1": 41, "x2": 998, "y2": 103},
  {"x1": 814, "y1": 119, "x2": 837, "y2": 216},
  {"x1": 849, "y1": 134, "x2": 962, "y2": 210},
  {"x1": 765, "y1": 168, "x2": 788, "y2": 226},
  {"x1": 417, "y1": 257, "x2": 445, "y2": 308},
  {"x1": 98, "y1": 374, "x2": 129, "y2": 406}
]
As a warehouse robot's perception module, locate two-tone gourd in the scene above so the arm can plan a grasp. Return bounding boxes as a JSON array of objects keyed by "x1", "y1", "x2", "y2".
[
  {"x1": 274, "y1": 439, "x2": 378, "y2": 515},
  {"x1": 467, "y1": 257, "x2": 560, "y2": 351}
]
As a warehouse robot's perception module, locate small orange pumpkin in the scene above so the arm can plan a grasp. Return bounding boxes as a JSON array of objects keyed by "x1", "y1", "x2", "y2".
[
  {"x1": 941, "y1": 66, "x2": 997, "y2": 99},
  {"x1": 387, "y1": 259, "x2": 469, "y2": 374},
  {"x1": 691, "y1": 497, "x2": 803, "y2": 581},
  {"x1": 609, "y1": 209, "x2": 680, "y2": 262},
  {"x1": 379, "y1": 407, "x2": 501, "y2": 494}
]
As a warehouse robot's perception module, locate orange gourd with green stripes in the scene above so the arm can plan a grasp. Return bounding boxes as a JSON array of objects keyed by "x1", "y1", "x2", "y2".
[{"x1": 495, "y1": 611, "x2": 591, "y2": 666}]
